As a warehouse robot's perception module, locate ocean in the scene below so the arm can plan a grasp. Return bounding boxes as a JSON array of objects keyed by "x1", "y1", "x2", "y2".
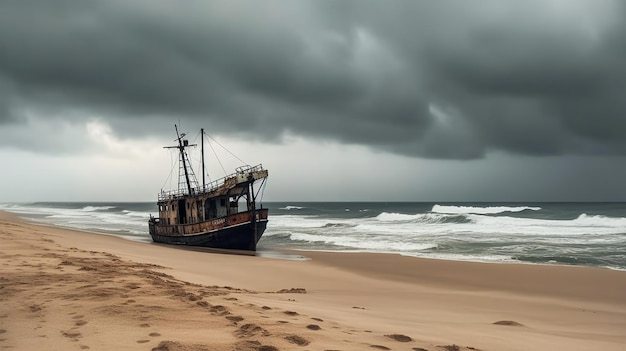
[{"x1": 1, "y1": 201, "x2": 625, "y2": 270}]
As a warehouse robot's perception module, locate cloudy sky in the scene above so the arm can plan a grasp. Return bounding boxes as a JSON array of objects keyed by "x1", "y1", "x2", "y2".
[{"x1": 1, "y1": 0, "x2": 626, "y2": 202}]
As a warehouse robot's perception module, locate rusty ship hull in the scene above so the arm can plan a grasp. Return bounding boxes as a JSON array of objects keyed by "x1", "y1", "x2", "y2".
[
  {"x1": 149, "y1": 209, "x2": 268, "y2": 250},
  {"x1": 150, "y1": 210, "x2": 267, "y2": 251}
]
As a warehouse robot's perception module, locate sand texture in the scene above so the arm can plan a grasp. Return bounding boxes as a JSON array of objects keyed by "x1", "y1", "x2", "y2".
[{"x1": 1, "y1": 211, "x2": 625, "y2": 350}]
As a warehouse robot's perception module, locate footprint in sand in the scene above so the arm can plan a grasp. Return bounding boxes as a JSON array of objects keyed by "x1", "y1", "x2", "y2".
[
  {"x1": 385, "y1": 334, "x2": 412, "y2": 342},
  {"x1": 196, "y1": 301, "x2": 210, "y2": 307},
  {"x1": 149, "y1": 332, "x2": 161, "y2": 337},
  {"x1": 225, "y1": 316, "x2": 244, "y2": 324},
  {"x1": 370, "y1": 345, "x2": 391, "y2": 350},
  {"x1": 306, "y1": 324, "x2": 321, "y2": 330},
  {"x1": 493, "y1": 320, "x2": 524, "y2": 327},
  {"x1": 140, "y1": 323, "x2": 151, "y2": 328},
  {"x1": 61, "y1": 330, "x2": 82, "y2": 340},
  {"x1": 137, "y1": 340, "x2": 150, "y2": 344},
  {"x1": 209, "y1": 305, "x2": 230, "y2": 315},
  {"x1": 285, "y1": 335, "x2": 309, "y2": 346},
  {"x1": 276, "y1": 288, "x2": 307, "y2": 294},
  {"x1": 75, "y1": 320, "x2": 88, "y2": 327},
  {"x1": 151, "y1": 340, "x2": 180, "y2": 351},
  {"x1": 186, "y1": 293, "x2": 200, "y2": 301},
  {"x1": 283, "y1": 311, "x2": 298, "y2": 316},
  {"x1": 235, "y1": 324, "x2": 270, "y2": 338},
  {"x1": 235, "y1": 340, "x2": 278, "y2": 351},
  {"x1": 125, "y1": 283, "x2": 141, "y2": 290}
]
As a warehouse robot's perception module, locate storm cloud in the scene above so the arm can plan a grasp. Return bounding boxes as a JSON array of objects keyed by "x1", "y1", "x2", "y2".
[{"x1": 1, "y1": 0, "x2": 625, "y2": 158}]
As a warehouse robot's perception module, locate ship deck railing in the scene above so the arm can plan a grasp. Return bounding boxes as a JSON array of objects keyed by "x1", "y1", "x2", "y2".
[{"x1": 158, "y1": 164, "x2": 265, "y2": 201}]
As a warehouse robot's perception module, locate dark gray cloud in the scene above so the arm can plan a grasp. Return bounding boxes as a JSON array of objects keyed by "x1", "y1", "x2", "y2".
[{"x1": 0, "y1": 0, "x2": 625, "y2": 158}]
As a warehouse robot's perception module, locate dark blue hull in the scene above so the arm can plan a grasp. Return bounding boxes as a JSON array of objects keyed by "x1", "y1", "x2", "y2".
[{"x1": 149, "y1": 220, "x2": 268, "y2": 251}]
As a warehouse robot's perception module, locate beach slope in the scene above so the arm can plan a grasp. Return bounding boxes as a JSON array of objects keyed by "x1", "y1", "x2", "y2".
[{"x1": 1, "y1": 211, "x2": 625, "y2": 351}]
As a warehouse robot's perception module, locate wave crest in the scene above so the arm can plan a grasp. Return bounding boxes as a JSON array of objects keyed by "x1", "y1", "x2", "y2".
[
  {"x1": 80, "y1": 206, "x2": 116, "y2": 212},
  {"x1": 431, "y1": 205, "x2": 541, "y2": 215},
  {"x1": 122, "y1": 210, "x2": 152, "y2": 218},
  {"x1": 574, "y1": 213, "x2": 626, "y2": 227},
  {"x1": 287, "y1": 232, "x2": 438, "y2": 252},
  {"x1": 375, "y1": 212, "x2": 471, "y2": 224},
  {"x1": 279, "y1": 205, "x2": 305, "y2": 210},
  {"x1": 322, "y1": 222, "x2": 357, "y2": 228}
]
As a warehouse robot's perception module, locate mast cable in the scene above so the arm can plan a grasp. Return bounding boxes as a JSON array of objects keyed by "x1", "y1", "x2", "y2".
[
  {"x1": 205, "y1": 133, "x2": 247, "y2": 165},
  {"x1": 161, "y1": 148, "x2": 177, "y2": 192},
  {"x1": 207, "y1": 137, "x2": 227, "y2": 176}
]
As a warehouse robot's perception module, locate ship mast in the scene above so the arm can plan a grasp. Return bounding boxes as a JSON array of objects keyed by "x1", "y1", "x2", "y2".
[
  {"x1": 164, "y1": 124, "x2": 197, "y2": 196},
  {"x1": 201, "y1": 128, "x2": 205, "y2": 189},
  {"x1": 176, "y1": 125, "x2": 194, "y2": 196}
]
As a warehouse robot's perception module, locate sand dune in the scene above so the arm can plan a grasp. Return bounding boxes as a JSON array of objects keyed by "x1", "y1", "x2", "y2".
[{"x1": 1, "y1": 211, "x2": 625, "y2": 350}]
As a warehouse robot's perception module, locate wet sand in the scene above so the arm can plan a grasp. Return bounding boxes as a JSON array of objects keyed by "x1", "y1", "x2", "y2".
[{"x1": 1, "y1": 211, "x2": 625, "y2": 351}]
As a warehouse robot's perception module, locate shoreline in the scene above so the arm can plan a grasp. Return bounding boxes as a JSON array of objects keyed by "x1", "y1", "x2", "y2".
[
  {"x1": 282, "y1": 247, "x2": 626, "y2": 272},
  {"x1": 1, "y1": 211, "x2": 626, "y2": 350},
  {"x1": 10, "y1": 208, "x2": 626, "y2": 271},
  {"x1": 4, "y1": 202, "x2": 625, "y2": 271}
]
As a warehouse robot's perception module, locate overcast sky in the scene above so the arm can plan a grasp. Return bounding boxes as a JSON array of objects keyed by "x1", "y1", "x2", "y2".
[{"x1": 1, "y1": 0, "x2": 626, "y2": 202}]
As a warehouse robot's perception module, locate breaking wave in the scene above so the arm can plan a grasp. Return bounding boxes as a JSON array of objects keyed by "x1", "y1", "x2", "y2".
[
  {"x1": 321, "y1": 222, "x2": 357, "y2": 228},
  {"x1": 279, "y1": 205, "x2": 305, "y2": 210},
  {"x1": 431, "y1": 204, "x2": 541, "y2": 215},
  {"x1": 376, "y1": 212, "x2": 472, "y2": 224},
  {"x1": 287, "y1": 231, "x2": 438, "y2": 252},
  {"x1": 80, "y1": 206, "x2": 116, "y2": 212},
  {"x1": 572, "y1": 213, "x2": 626, "y2": 227}
]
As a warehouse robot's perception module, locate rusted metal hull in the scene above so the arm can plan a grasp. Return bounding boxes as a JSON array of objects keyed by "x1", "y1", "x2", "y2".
[
  {"x1": 148, "y1": 209, "x2": 268, "y2": 251},
  {"x1": 149, "y1": 220, "x2": 267, "y2": 250}
]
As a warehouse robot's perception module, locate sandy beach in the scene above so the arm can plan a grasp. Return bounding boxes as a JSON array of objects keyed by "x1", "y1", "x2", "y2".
[{"x1": 1, "y1": 211, "x2": 625, "y2": 351}]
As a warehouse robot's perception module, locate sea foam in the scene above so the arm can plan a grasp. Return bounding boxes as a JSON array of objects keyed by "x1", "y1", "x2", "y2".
[{"x1": 431, "y1": 204, "x2": 541, "y2": 214}]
